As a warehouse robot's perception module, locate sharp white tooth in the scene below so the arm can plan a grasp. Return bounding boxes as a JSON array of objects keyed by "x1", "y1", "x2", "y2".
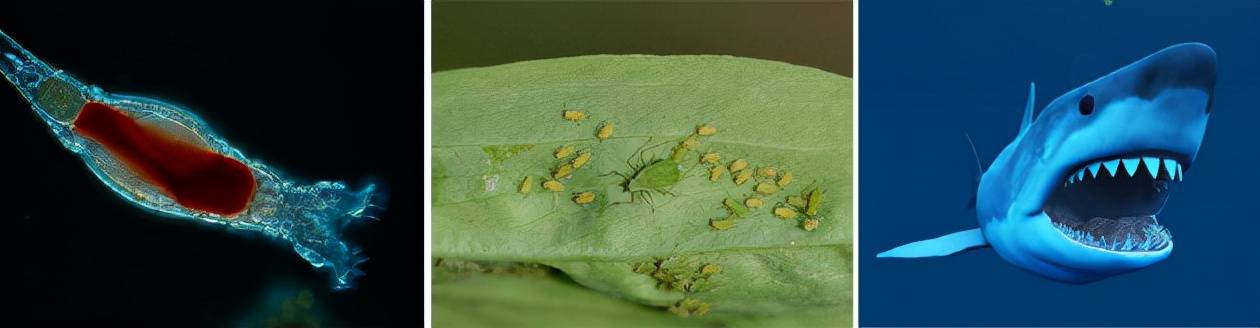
[
  {"x1": 1161, "y1": 159, "x2": 1176, "y2": 179},
  {"x1": 1103, "y1": 159, "x2": 1120, "y2": 177},
  {"x1": 1177, "y1": 164, "x2": 1184, "y2": 181},
  {"x1": 1122, "y1": 158, "x2": 1141, "y2": 177},
  {"x1": 1076, "y1": 169, "x2": 1085, "y2": 181},
  {"x1": 1142, "y1": 156, "x2": 1160, "y2": 178},
  {"x1": 1087, "y1": 162, "x2": 1102, "y2": 178}
]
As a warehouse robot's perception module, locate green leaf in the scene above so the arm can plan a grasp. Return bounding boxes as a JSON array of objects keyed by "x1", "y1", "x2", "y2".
[{"x1": 433, "y1": 55, "x2": 852, "y2": 324}]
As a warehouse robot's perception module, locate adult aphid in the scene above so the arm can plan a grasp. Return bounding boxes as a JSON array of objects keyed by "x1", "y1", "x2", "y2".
[
  {"x1": 563, "y1": 110, "x2": 586, "y2": 122},
  {"x1": 806, "y1": 186, "x2": 824, "y2": 215},
  {"x1": 774, "y1": 207, "x2": 798, "y2": 219},
  {"x1": 723, "y1": 198, "x2": 748, "y2": 217},
  {"x1": 733, "y1": 170, "x2": 753, "y2": 185},
  {"x1": 572, "y1": 151, "x2": 593, "y2": 169},
  {"x1": 519, "y1": 176, "x2": 535, "y2": 194},
  {"x1": 708, "y1": 166, "x2": 724, "y2": 181},
  {"x1": 696, "y1": 123, "x2": 717, "y2": 136},
  {"x1": 597, "y1": 121, "x2": 615, "y2": 140},
  {"x1": 700, "y1": 152, "x2": 721, "y2": 164},
  {"x1": 554, "y1": 145, "x2": 576, "y2": 159},
  {"x1": 606, "y1": 139, "x2": 688, "y2": 208},
  {"x1": 543, "y1": 180, "x2": 565, "y2": 192},
  {"x1": 573, "y1": 191, "x2": 596, "y2": 204},
  {"x1": 553, "y1": 164, "x2": 575, "y2": 179},
  {"x1": 802, "y1": 218, "x2": 820, "y2": 231}
]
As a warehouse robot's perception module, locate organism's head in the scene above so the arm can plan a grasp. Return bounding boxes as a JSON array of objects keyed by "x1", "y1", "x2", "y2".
[{"x1": 982, "y1": 43, "x2": 1216, "y2": 283}]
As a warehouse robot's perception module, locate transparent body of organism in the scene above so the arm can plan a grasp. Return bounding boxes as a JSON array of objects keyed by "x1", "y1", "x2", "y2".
[{"x1": 0, "y1": 29, "x2": 380, "y2": 290}]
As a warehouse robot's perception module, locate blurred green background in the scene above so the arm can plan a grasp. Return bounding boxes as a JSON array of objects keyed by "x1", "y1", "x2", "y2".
[{"x1": 433, "y1": 0, "x2": 852, "y2": 77}]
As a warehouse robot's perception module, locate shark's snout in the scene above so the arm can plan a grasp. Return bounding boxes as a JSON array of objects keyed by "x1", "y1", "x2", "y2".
[{"x1": 1125, "y1": 42, "x2": 1217, "y2": 113}]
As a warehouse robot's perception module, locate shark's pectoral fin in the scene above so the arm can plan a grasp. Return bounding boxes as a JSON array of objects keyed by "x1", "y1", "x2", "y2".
[{"x1": 877, "y1": 228, "x2": 988, "y2": 258}]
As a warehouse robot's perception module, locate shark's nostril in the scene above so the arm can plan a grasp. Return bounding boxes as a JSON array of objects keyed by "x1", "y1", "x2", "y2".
[{"x1": 1079, "y1": 94, "x2": 1095, "y2": 115}]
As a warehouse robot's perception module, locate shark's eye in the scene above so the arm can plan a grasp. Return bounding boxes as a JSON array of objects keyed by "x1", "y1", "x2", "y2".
[{"x1": 1078, "y1": 94, "x2": 1095, "y2": 115}]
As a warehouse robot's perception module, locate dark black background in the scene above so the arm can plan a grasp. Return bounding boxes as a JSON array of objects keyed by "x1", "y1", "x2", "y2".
[{"x1": 0, "y1": 2, "x2": 421, "y2": 326}]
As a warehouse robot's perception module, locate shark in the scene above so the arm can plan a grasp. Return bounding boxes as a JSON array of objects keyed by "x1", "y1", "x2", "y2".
[{"x1": 878, "y1": 43, "x2": 1217, "y2": 283}]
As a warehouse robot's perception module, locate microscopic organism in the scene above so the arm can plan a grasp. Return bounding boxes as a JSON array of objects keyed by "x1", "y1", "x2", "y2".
[
  {"x1": 696, "y1": 123, "x2": 717, "y2": 136},
  {"x1": 755, "y1": 181, "x2": 780, "y2": 195},
  {"x1": 519, "y1": 176, "x2": 534, "y2": 194},
  {"x1": 1, "y1": 30, "x2": 379, "y2": 290},
  {"x1": 562, "y1": 110, "x2": 586, "y2": 122},
  {"x1": 597, "y1": 121, "x2": 614, "y2": 140},
  {"x1": 744, "y1": 197, "x2": 764, "y2": 209},
  {"x1": 543, "y1": 180, "x2": 565, "y2": 192},
  {"x1": 728, "y1": 159, "x2": 748, "y2": 172},
  {"x1": 700, "y1": 152, "x2": 720, "y2": 164},
  {"x1": 777, "y1": 172, "x2": 794, "y2": 187},
  {"x1": 554, "y1": 145, "x2": 575, "y2": 159},
  {"x1": 733, "y1": 170, "x2": 753, "y2": 185},
  {"x1": 709, "y1": 218, "x2": 737, "y2": 230},
  {"x1": 707, "y1": 166, "x2": 723, "y2": 181},
  {"x1": 774, "y1": 207, "x2": 798, "y2": 219},
  {"x1": 571, "y1": 151, "x2": 592, "y2": 168}
]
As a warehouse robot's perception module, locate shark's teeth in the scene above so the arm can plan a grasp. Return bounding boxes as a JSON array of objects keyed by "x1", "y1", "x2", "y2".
[
  {"x1": 1052, "y1": 221, "x2": 1172, "y2": 252},
  {"x1": 1122, "y1": 158, "x2": 1141, "y2": 177},
  {"x1": 1142, "y1": 156, "x2": 1160, "y2": 178},
  {"x1": 1064, "y1": 156, "x2": 1187, "y2": 187},
  {"x1": 1102, "y1": 159, "x2": 1120, "y2": 177}
]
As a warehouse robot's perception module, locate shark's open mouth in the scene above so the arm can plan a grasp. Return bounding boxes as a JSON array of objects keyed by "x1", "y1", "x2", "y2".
[{"x1": 1044, "y1": 153, "x2": 1187, "y2": 252}]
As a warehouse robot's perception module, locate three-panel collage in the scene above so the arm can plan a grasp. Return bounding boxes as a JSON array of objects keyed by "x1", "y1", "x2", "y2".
[{"x1": 0, "y1": 0, "x2": 1254, "y2": 327}]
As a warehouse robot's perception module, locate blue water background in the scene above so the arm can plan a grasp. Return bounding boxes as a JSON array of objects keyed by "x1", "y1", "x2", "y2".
[{"x1": 860, "y1": 0, "x2": 1260, "y2": 325}]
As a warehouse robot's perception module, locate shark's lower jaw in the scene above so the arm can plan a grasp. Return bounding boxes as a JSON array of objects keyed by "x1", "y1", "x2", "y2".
[{"x1": 1043, "y1": 154, "x2": 1187, "y2": 253}]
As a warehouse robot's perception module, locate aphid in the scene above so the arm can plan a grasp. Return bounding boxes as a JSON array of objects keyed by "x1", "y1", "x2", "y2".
[
  {"x1": 733, "y1": 170, "x2": 753, "y2": 185},
  {"x1": 755, "y1": 181, "x2": 780, "y2": 195},
  {"x1": 787, "y1": 195, "x2": 806, "y2": 208},
  {"x1": 553, "y1": 164, "x2": 574, "y2": 179},
  {"x1": 554, "y1": 145, "x2": 576, "y2": 159},
  {"x1": 709, "y1": 217, "x2": 737, "y2": 230},
  {"x1": 542, "y1": 180, "x2": 565, "y2": 192},
  {"x1": 728, "y1": 159, "x2": 748, "y2": 172},
  {"x1": 696, "y1": 123, "x2": 717, "y2": 136},
  {"x1": 573, "y1": 191, "x2": 596, "y2": 204},
  {"x1": 572, "y1": 151, "x2": 592, "y2": 168},
  {"x1": 700, "y1": 152, "x2": 720, "y2": 164},
  {"x1": 774, "y1": 207, "x2": 798, "y2": 219},
  {"x1": 680, "y1": 135, "x2": 699, "y2": 149},
  {"x1": 699, "y1": 263, "x2": 722, "y2": 275},
  {"x1": 708, "y1": 166, "x2": 724, "y2": 181},
  {"x1": 607, "y1": 139, "x2": 685, "y2": 208},
  {"x1": 723, "y1": 198, "x2": 748, "y2": 217},
  {"x1": 757, "y1": 166, "x2": 778, "y2": 178},
  {"x1": 777, "y1": 171, "x2": 793, "y2": 187},
  {"x1": 563, "y1": 110, "x2": 586, "y2": 122},
  {"x1": 803, "y1": 218, "x2": 820, "y2": 231},
  {"x1": 597, "y1": 121, "x2": 614, "y2": 140},
  {"x1": 670, "y1": 144, "x2": 688, "y2": 162},
  {"x1": 744, "y1": 197, "x2": 764, "y2": 208},
  {"x1": 806, "y1": 187, "x2": 824, "y2": 215},
  {"x1": 519, "y1": 176, "x2": 534, "y2": 194}
]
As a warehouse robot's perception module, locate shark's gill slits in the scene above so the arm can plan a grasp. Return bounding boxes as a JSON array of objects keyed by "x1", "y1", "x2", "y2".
[{"x1": 1044, "y1": 154, "x2": 1186, "y2": 252}]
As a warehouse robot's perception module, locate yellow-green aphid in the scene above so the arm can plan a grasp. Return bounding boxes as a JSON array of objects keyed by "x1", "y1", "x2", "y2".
[
  {"x1": 733, "y1": 170, "x2": 753, "y2": 185},
  {"x1": 774, "y1": 207, "x2": 798, "y2": 219},
  {"x1": 554, "y1": 145, "x2": 575, "y2": 159},
  {"x1": 709, "y1": 217, "x2": 737, "y2": 230},
  {"x1": 700, "y1": 152, "x2": 720, "y2": 164},
  {"x1": 728, "y1": 159, "x2": 748, "y2": 172},
  {"x1": 803, "y1": 218, "x2": 820, "y2": 231},
  {"x1": 572, "y1": 151, "x2": 592, "y2": 168},
  {"x1": 542, "y1": 179, "x2": 565, "y2": 192},
  {"x1": 670, "y1": 144, "x2": 688, "y2": 162},
  {"x1": 553, "y1": 164, "x2": 574, "y2": 179},
  {"x1": 744, "y1": 197, "x2": 764, "y2": 208},
  {"x1": 681, "y1": 135, "x2": 699, "y2": 149},
  {"x1": 757, "y1": 166, "x2": 778, "y2": 178},
  {"x1": 573, "y1": 191, "x2": 596, "y2": 204},
  {"x1": 806, "y1": 187, "x2": 824, "y2": 215},
  {"x1": 777, "y1": 171, "x2": 794, "y2": 187},
  {"x1": 723, "y1": 198, "x2": 748, "y2": 217},
  {"x1": 597, "y1": 121, "x2": 614, "y2": 140},
  {"x1": 562, "y1": 110, "x2": 586, "y2": 122},
  {"x1": 700, "y1": 263, "x2": 722, "y2": 275},
  {"x1": 668, "y1": 298, "x2": 710, "y2": 318},
  {"x1": 519, "y1": 176, "x2": 534, "y2": 194},
  {"x1": 708, "y1": 166, "x2": 724, "y2": 181},
  {"x1": 755, "y1": 181, "x2": 780, "y2": 195},
  {"x1": 787, "y1": 195, "x2": 806, "y2": 208},
  {"x1": 696, "y1": 123, "x2": 717, "y2": 136}
]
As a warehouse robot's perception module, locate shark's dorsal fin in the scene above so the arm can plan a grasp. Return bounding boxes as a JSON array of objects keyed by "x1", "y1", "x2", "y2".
[
  {"x1": 877, "y1": 228, "x2": 988, "y2": 258},
  {"x1": 1020, "y1": 82, "x2": 1036, "y2": 134}
]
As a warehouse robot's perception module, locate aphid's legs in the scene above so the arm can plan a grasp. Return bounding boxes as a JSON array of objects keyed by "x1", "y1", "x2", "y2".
[{"x1": 625, "y1": 138, "x2": 656, "y2": 169}]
